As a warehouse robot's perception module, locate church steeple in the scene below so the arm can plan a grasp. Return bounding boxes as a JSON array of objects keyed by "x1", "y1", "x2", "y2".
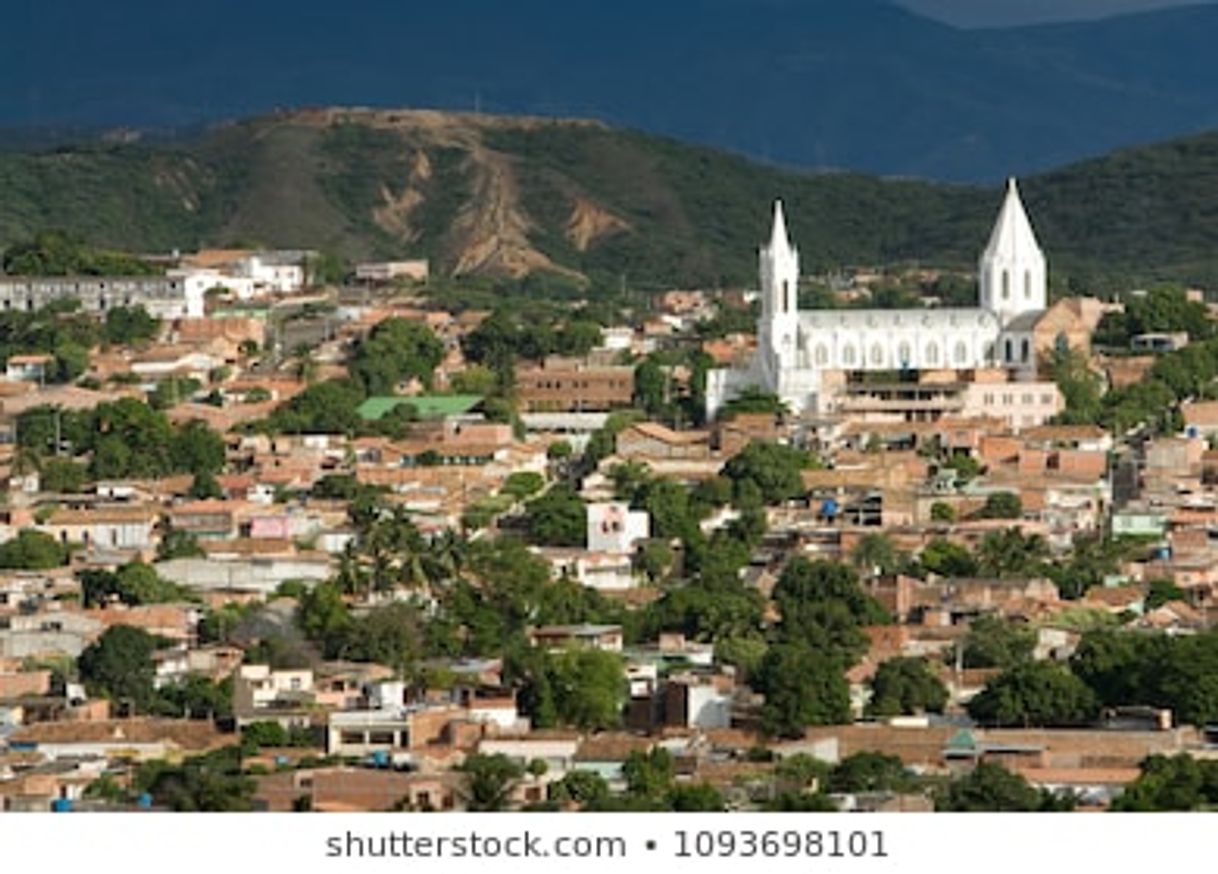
[
  {"x1": 979, "y1": 177, "x2": 1046, "y2": 326},
  {"x1": 770, "y1": 199, "x2": 792, "y2": 254},
  {"x1": 984, "y1": 178, "x2": 1041, "y2": 264},
  {"x1": 759, "y1": 198, "x2": 800, "y2": 373}
]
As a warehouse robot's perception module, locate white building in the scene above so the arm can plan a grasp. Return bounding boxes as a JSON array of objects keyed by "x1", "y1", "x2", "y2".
[
  {"x1": 586, "y1": 502, "x2": 649, "y2": 554},
  {"x1": 707, "y1": 179, "x2": 1049, "y2": 419}
]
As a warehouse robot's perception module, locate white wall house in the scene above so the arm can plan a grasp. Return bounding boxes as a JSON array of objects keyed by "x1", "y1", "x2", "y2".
[{"x1": 587, "y1": 502, "x2": 649, "y2": 554}]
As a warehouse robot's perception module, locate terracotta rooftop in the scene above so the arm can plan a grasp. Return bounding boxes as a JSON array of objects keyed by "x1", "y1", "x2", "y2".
[{"x1": 8, "y1": 718, "x2": 224, "y2": 750}]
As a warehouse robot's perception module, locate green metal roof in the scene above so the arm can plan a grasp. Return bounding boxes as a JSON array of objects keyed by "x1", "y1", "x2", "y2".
[
  {"x1": 946, "y1": 729, "x2": 978, "y2": 751},
  {"x1": 357, "y1": 394, "x2": 484, "y2": 421}
]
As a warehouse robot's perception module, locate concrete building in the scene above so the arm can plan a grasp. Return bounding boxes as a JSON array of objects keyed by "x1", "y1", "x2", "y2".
[
  {"x1": 515, "y1": 357, "x2": 634, "y2": 413},
  {"x1": 587, "y1": 502, "x2": 649, "y2": 554},
  {"x1": 0, "y1": 275, "x2": 204, "y2": 319}
]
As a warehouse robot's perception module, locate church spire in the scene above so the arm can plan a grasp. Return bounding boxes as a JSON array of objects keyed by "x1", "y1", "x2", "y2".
[
  {"x1": 769, "y1": 199, "x2": 791, "y2": 253},
  {"x1": 984, "y1": 177, "x2": 1041, "y2": 262}
]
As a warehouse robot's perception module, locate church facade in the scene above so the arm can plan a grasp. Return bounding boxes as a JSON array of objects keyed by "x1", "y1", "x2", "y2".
[{"x1": 706, "y1": 179, "x2": 1050, "y2": 420}]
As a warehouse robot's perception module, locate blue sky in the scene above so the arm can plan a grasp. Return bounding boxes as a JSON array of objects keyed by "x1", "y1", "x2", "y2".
[{"x1": 897, "y1": 0, "x2": 1218, "y2": 26}]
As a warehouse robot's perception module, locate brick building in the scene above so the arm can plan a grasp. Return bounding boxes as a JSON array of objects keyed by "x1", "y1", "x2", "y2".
[{"x1": 515, "y1": 357, "x2": 634, "y2": 412}]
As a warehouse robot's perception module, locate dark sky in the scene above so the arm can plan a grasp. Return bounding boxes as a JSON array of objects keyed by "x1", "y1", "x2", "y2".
[{"x1": 897, "y1": 0, "x2": 1218, "y2": 26}]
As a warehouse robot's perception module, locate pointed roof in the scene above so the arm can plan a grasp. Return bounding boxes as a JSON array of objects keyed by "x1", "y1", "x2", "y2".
[
  {"x1": 983, "y1": 178, "x2": 1042, "y2": 262},
  {"x1": 767, "y1": 199, "x2": 793, "y2": 252}
]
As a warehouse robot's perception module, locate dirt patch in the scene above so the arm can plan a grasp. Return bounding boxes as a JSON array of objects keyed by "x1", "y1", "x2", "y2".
[
  {"x1": 372, "y1": 151, "x2": 431, "y2": 242},
  {"x1": 567, "y1": 197, "x2": 631, "y2": 252}
]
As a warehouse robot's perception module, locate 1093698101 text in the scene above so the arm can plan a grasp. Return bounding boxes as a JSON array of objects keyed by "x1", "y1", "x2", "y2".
[{"x1": 671, "y1": 829, "x2": 889, "y2": 859}]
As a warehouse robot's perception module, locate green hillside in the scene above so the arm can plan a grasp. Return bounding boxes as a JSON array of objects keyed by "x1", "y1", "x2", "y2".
[{"x1": 1, "y1": 109, "x2": 1218, "y2": 294}]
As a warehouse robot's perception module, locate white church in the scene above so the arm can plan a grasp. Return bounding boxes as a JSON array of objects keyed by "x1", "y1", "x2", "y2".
[{"x1": 706, "y1": 179, "x2": 1052, "y2": 420}]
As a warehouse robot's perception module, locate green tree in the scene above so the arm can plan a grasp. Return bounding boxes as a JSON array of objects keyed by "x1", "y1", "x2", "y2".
[
  {"x1": 961, "y1": 615, "x2": 1037, "y2": 669},
  {"x1": 350, "y1": 318, "x2": 444, "y2": 395},
  {"x1": 188, "y1": 470, "x2": 224, "y2": 500},
  {"x1": 622, "y1": 748, "x2": 675, "y2": 799},
  {"x1": 135, "y1": 747, "x2": 255, "y2": 812},
  {"x1": 549, "y1": 771, "x2": 610, "y2": 808},
  {"x1": 547, "y1": 648, "x2": 625, "y2": 731},
  {"x1": 828, "y1": 752, "x2": 913, "y2": 794},
  {"x1": 918, "y1": 538, "x2": 978, "y2": 577},
  {"x1": 967, "y1": 661, "x2": 1100, "y2": 727},
  {"x1": 722, "y1": 441, "x2": 813, "y2": 505},
  {"x1": 1145, "y1": 579, "x2": 1188, "y2": 611},
  {"x1": 930, "y1": 501, "x2": 956, "y2": 523},
  {"x1": 524, "y1": 485, "x2": 587, "y2": 548},
  {"x1": 266, "y1": 379, "x2": 365, "y2": 435},
  {"x1": 667, "y1": 783, "x2": 725, "y2": 811},
  {"x1": 501, "y1": 471, "x2": 545, "y2": 501},
  {"x1": 773, "y1": 557, "x2": 890, "y2": 637},
  {"x1": 78, "y1": 626, "x2": 159, "y2": 711},
  {"x1": 1111, "y1": 754, "x2": 1218, "y2": 811},
  {"x1": 634, "y1": 358, "x2": 668, "y2": 416},
  {"x1": 756, "y1": 643, "x2": 851, "y2": 738},
  {"x1": 459, "y1": 754, "x2": 525, "y2": 812},
  {"x1": 850, "y1": 532, "x2": 902, "y2": 577},
  {"x1": 935, "y1": 762, "x2": 1072, "y2": 812},
  {"x1": 104, "y1": 306, "x2": 158, "y2": 346},
  {"x1": 171, "y1": 419, "x2": 226, "y2": 476},
  {"x1": 40, "y1": 458, "x2": 87, "y2": 493},
  {"x1": 979, "y1": 492, "x2": 1023, "y2": 520},
  {"x1": 156, "y1": 526, "x2": 204, "y2": 560},
  {"x1": 0, "y1": 529, "x2": 67, "y2": 569},
  {"x1": 867, "y1": 657, "x2": 948, "y2": 717},
  {"x1": 976, "y1": 528, "x2": 1050, "y2": 578}
]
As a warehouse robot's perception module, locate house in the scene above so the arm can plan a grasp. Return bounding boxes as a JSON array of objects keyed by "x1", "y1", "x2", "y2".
[
  {"x1": 355, "y1": 260, "x2": 430, "y2": 284},
  {"x1": 325, "y1": 702, "x2": 467, "y2": 760},
  {"x1": 477, "y1": 732, "x2": 582, "y2": 775},
  {"x1": 167, "y1": 500, "x2": 238, "y2": 540},
  {"x1": 38, "y1": 505, "x2": 160, "y2": 551},
  {"x1": 537, "y1": 549, "x2": 638, "y2": 591},
  {"x1": 616, "y1": 422, "x2": 712, "y2": 461},
  {"x1": 4, "y1": 354, "x2": 53, "y2": 384},
  {"x1": 5, "y1": 718, "x2": 226, "y2": 762},
  {"x1": 93, "y1": 604, "x2": 199, "y2": 644},
  {"x1": 515, "y1": 357, "x2": 634, "y2": 413},
  {"x1": 0, "y1": 609, "x2": 104, "y2": 659},
  {"x1": 233, "y1": 664, "x2": 316, "y2": 728},
  {"x1": 254, "y1": 767, "x2": 460, "y2": 812},
  {"x1": 587, "y1": 502, "x2": 649, "y2": 554},
  {"x1": 528, "y1": 624, "x2": 624, "y2": 652},
  {"x1": 1182, "y1": 400, "x2": 1218, "y2": 438}
]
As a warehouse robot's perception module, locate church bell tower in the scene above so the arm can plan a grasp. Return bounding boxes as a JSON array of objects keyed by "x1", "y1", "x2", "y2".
[
  {"x1": 760, "y1": 200, "x2": 800, "y2": 376},
  {"x1": 979, "y1": 178, "x2": 1047, "y2": 327}
]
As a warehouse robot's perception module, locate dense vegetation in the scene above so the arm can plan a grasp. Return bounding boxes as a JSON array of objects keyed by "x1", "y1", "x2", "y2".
[{"x1": 5, "y1": 113, "x2": 1218, "y2": 291}]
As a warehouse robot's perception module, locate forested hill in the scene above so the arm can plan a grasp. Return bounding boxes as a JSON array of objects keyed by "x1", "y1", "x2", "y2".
[{"x1": 2, "y1": 108, "x2": 1218, "y2": 294}]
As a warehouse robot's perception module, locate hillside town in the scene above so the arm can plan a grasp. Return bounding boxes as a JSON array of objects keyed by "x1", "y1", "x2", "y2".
[{"x1": 2, "y1": 189, "x2": 1218, "y2": 816}]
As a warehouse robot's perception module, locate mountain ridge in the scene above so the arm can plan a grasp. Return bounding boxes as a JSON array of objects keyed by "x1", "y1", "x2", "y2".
[
  {"x1": 2, "y1": 108, "x2": 1218, "y2": 293},
  {"x1": 5, "y1": 1, "x2": 1218, "y2": 181}
]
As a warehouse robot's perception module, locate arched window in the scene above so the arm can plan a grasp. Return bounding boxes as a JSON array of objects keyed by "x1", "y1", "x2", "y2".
[
  {"x1": 871, "y1": 343, "x2": 884, "y2": 366},
  {"x1": 954, "y1": 341, "x2": 968, "y2": 365},
  {"x1": 782, "y1": 280, "x2": 790, "y2": 313},
  {"x1": 1005, "y1": 339, "x2": 1014, "y2": 362},
  {"x1": 842, "y1": 345, "x2": 857, "y2": 367},
  {"x1": 815, "y1": 344, "x2": 829, "y2": 366},
  {"x1": 1024, "y1": 270, "x2": 1032, "y2": 300},
  {"x1": 898, "y1": 342, "x2": 912, "y2": 365},
  {"x1": 1021, "y1": 339, "x2": 1030, "y2": 362},
  {"x1": 925, "y1": 342, "x2": 940, "y2": 366},
  {"x1": 1002, "y1": 270, "x2": 1010, "y2": 300}
]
